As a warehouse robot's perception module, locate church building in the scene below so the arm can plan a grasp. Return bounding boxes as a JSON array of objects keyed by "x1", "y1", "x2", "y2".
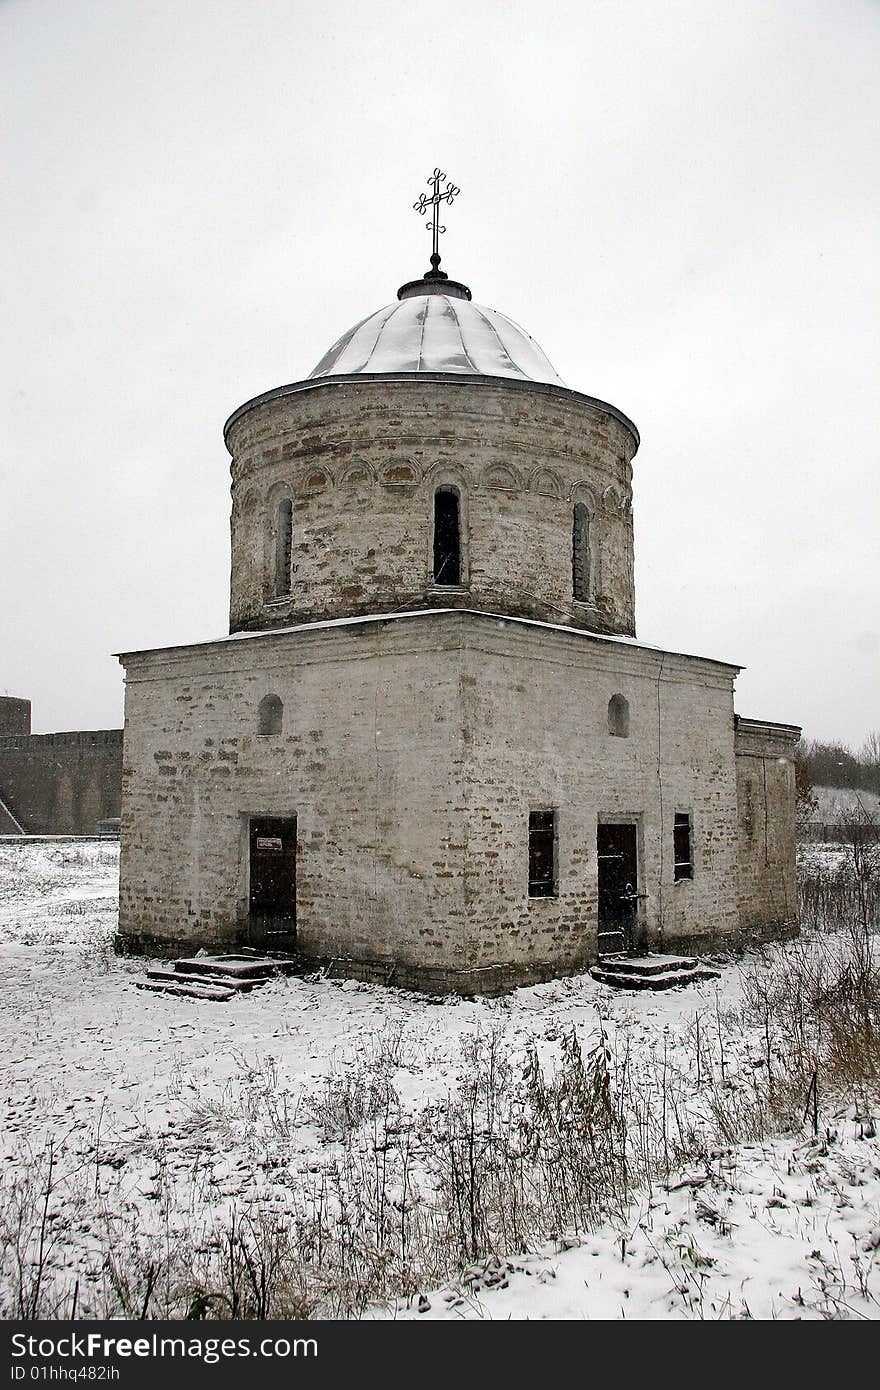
[{"x1": 116, "y1": 176, "x2": 799, "y2": 993}]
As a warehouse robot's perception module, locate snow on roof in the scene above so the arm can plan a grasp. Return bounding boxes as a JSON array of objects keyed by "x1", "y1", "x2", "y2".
[
  {"x1": 308, "y1": 294, "x2": 566, "y2": 387},
  {"x1": 118, "y1": 608, "x2": 742, "y2": 671}
]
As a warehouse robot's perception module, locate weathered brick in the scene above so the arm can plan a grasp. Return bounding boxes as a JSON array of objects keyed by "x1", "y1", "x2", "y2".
[{"x1": 116, "y1": 611, "x2": 798, "y2": 986}]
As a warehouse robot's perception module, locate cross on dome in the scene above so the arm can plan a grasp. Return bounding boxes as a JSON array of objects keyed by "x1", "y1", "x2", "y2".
[{"x1": 413, "y1": 167, "x2": 460, "y2": 277}]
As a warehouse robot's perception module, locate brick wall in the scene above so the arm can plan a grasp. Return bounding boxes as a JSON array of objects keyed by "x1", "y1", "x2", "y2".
[
  {"x1": 118, "y1": 611, "x2": 781, "y2": 989},
  {"x1": 225, "y1": 378, "x2": 638, "y2": 641},
  {"x1": 457, "y1": 621, "x2": 742, "y2": 968},
  {"x1": 735, "y1": 717, "x2": 800, "y2": 941},
  {"x1": 118, "y1": 616, "x2": 468, "y2": 962}
]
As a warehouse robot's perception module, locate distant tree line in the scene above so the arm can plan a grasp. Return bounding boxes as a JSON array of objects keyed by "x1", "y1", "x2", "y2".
[{"x1": 798, "y1": 731, "x2": 880, "y2": 794}]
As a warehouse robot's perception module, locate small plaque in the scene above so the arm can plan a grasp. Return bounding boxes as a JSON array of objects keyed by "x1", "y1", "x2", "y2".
[{"x1": 256, "y1": 836, "x2": 283, "y2": 851}]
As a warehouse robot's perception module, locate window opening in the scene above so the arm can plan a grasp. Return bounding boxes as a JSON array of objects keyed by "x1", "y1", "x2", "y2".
[
  {"x1": 528, "y1": 808, "x2": 557, "y2": 897},
  {"x1": 274, "y1": 499, "x2": 293, "y2": 597},
  {"x1": 674, "y1": 812, "x2": 693, "y2": 880},
  {"x1": 433, "y1": 488, "x2": 461, "y2": 585},
  {"x1": 573, "y1": 503, "x2": 591, "y2": 601},
  {"x1": 257, "y1": 693, "x2": 283, "y2": 736},
  {"x1": 608, "y1": 694, "x2": 630, "y2": 738}
]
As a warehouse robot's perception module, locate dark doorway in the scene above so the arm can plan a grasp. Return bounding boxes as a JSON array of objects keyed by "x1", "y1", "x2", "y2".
[
  {"x1": 433, "y1": 488, "x2": 461, "y2": 585},
  {"x1": 247, "y1": 816, "x2": 296, "y2": 949},
  {"x1": 597, "y1": 822, "x2": 639, "y2": 955}
]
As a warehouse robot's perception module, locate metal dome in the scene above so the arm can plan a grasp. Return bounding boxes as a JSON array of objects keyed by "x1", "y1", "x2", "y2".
[{"x1": 308, "y1": 286, "x2": 565, "y2": 387}]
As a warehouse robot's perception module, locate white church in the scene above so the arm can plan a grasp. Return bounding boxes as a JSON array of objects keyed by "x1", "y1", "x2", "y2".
[{"x1": 116, "y1": 172, "x2": 799, "y2": 994}]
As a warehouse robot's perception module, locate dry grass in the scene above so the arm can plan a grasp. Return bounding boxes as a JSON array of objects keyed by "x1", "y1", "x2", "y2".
[{"x1": 2, "y1": 854, "x2": 878, "y2": 1320}]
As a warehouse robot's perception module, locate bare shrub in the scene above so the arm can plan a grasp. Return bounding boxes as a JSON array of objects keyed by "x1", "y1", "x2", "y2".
[
  {"x1": 737, "y1": 833, "x2": 880, "y2": 1129},
  {"x1": 3, "y1": 844, "x2": 878, "y2": 1320},
  {"x1": 77, "y1": 917, "x2": 116, "y2": 974},
  {"x1": 0, "y1": 1141, "x2": 74, "y2": 1319},
  {"x1": 186, "y1": 1209, "x2": 312, "y2": 1319},
  {"x1": 182, "y1": 1054, "x2": 300, "y2": 1148},
  {"x1": 304, "y1": 1070, "x2": 400, "y2": 1145}
]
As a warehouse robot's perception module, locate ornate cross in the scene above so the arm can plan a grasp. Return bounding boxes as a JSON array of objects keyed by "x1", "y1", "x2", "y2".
[{"x1": 413, "y1": 167, "x2": 460, "y2": 272}]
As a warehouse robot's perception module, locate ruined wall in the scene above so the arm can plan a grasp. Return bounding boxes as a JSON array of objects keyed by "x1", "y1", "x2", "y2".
[
  {"x1": 118, "y1": 611, "x2": 756, "y2": 991},
  {"x1": 225, "y1": 377, "x2": 638, "y2": 641},
  {"x1": 0, "y1": 697, "x2": 31, "y2": 736},
  {"x1": 735, "y1": 717, "x2": 800, "y2": 941},
  {"x1": 0, "y1": 730, "x2": 123, "y2": 834}
]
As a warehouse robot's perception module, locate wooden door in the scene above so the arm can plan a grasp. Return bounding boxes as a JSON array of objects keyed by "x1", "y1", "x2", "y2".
[
  {"x1": 248, "y1": 816, "x2": 296, "y2": 948},
  {"x1": 597, "y1": 822, "x2": 638, "y2": 956}
]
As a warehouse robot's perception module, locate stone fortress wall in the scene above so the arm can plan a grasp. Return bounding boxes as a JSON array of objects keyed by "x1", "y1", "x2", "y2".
[
  {"x1": 0, "y1": 696, "x2": 122, "y2": 835},
  {"x1": 0, "y1": 697, "x2": 32, "y2": 736}
]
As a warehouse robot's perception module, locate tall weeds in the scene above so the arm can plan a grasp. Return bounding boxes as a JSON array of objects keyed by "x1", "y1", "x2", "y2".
[{"x1": 2, "y1": 854, "x2": 878, "y2": 1319}]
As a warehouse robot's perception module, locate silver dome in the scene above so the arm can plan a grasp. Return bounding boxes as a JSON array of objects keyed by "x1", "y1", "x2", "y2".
[{"x1": 308, "y1": 293, "x2": 565, "y2": 387}]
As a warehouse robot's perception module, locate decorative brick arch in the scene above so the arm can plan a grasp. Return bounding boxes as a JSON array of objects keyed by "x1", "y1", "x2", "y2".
[
  {"x1": 482, "y1": 462, "x2": 523, "y2": 492},
  {"x1": 380, "y1": 462, "x2": 420, "y2": 487},
  {"x1": 337, "y1": 459, "x2": 376, "y2": 488},
  {"x1": 300, "y1": 465, "x2": 333, "y2": 494},
  {"x1": 603, "y1": 484, "x2": 622, "y2": 515},
  {"x1": 529, "y1": 466, "x2": 564, "y2": 499}
]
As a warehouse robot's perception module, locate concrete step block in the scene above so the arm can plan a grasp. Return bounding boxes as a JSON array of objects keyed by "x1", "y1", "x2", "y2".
[
  {"x1": 173, "y1": 954, "x2": 282, "y2": 981},
  {"x1": 598, "y1": 953, "x2": 698, "y2": 977},
  {"x1": 145, "y1": 967, "x2": 256, "y2": 992},
  {"x1": 590, "y1": 961, "x2": 719, "y2": 992},
  {"x1": 136, "y1": 978, "x2": 236, "y2": 1002}
]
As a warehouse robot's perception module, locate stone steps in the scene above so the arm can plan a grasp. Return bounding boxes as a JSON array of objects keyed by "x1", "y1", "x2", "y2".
[
  {"x1": 135, "y1": 951, "x2": 299, "y2": 1003},
  {"x1": 590, "y1": 953, "x2": 721, "y2": 991},
  {"x1": 143, "y1": 967, "x2": 256, "y2": 992},
  {"x1": 137, "y1": 977, "x2": 238, "y2": 1002}
]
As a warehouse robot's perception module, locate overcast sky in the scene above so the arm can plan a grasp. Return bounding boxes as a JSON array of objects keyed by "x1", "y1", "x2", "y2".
[{"x1": 1, "y1": 0, "x2": 877, "y2": 746}]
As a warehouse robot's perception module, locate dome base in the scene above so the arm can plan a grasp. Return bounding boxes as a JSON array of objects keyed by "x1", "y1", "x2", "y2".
[{"x1": 397, "y1": 273, "x2": 472, "y2": 301}]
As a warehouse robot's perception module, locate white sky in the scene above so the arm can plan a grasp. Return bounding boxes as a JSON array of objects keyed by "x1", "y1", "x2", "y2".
[{"x1": 1, "y1": 0, "x2": 877, "y2": 745}]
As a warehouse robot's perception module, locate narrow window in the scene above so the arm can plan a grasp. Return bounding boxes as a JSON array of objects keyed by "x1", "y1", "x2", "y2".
[
  {"x1": 257, "y1": 693, "x2": 283, "y2": 736},
  {"x1": 274, "y1": 498, "x2": 293, "y2": 597},
  {"x1": 572, "y1": 503, "x2": 591, "y2": 601},
  {"x1": 528, "y1": 809, "x2": 557, "y2": 898},
  {"x1": 674, "y1": 812, "x2": 693, "y2": 880},
  {"x1": 433, "y1": 487, "x2": 461, "y2": 585},
  {"x1": 608, "y1": 694, "x2": 630, "y2": 738}
]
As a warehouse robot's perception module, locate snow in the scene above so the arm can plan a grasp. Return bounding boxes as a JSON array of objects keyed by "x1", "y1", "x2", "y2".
[
  {"x1": 1, "y1": 839, "x2": 878, "y2": 1320},
  {"x1": 385, "y1": 1129, "x2": 880, "y2": 1321},
  {"x1": 810, "y1": 787, "x2": 880, "y2": 821},
  {"x1": 127, "y1": 604, "x2": 740, "y2": 674},
  {"x1": 797, "y1": 840, "x2": 866, "y2": 873},
  {"x1": 306, "y1": 294, "x2": 566, "y2": 386}
]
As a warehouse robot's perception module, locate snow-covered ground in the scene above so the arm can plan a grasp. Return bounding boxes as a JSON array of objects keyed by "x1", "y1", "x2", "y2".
[
  {"x1": 810, "y1": 786, "x2": 880, "y2": 821},
  {"x1": 0, "y1": 839, "x2": 877, "y2": 1320},
  {"x1": 391, "y1": 1128, "x2": 880, "y2": 1321}
]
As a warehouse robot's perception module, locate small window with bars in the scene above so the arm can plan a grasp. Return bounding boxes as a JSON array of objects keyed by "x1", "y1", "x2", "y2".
[
  {"x1": 673, "y1": 812, "x2": 693, "y2": 881},
  {"x1": 572, "y1": 503, "x2": 591, "y2": 602},
  {"x1": 528, "y1": 809, "x2": 557, "y2": 898}
]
